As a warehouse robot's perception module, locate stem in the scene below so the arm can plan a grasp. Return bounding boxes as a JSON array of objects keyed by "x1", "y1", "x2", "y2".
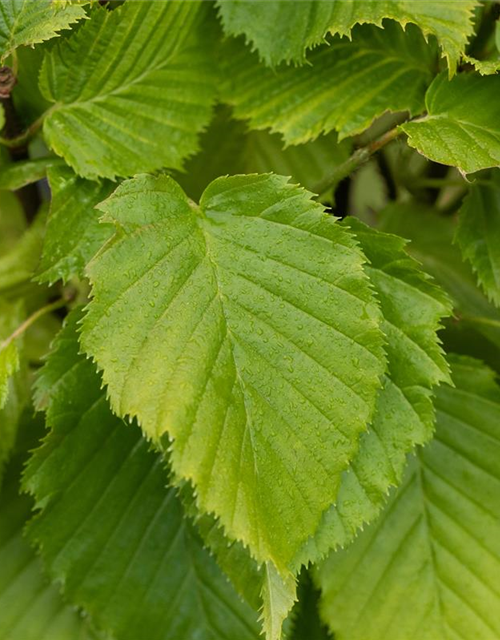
[
  {"x1": 0, "y1": 112, "x2": 45, "y2": 148},
  {"x1": 0, "y1": 298, "x2": 67, "y2": 351},
  {"x1": 313, "y1": 126, "x2": 402, "y2": 198}
]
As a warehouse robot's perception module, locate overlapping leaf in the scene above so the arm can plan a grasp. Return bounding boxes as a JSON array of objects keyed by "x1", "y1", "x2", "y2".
[
  {"x1": 217, "y1": 0, "x2": 477, "y2": 71},
  {"x1": 0, "y1": 455, "x2": 96, "y2": 640},
  {"x1": 81, "y1": 172, "x2": 387, "y2": 569},
  {"x1": 24, "y1": 310, "x2": 260, "y2": 640},
  {"x1": 456, "y1": 171, "x2": 500, "y2": 306},
  {"x1": 380, "y1": 202, "x2": 500, "y2": 361},
  {"x1": 37, "y1": 166, "x2": 114, "y2": 284},
  {"x1": 221, "y1": 21, "x2": 436, "y2": 145},
  {"x1": 292, "y1": 219, "x2": 451, "y2": 567},
  {"x1": 316, "y1": 356, "x2": 500, "y2": 640},
  {"x1": 402, "y1": 73, "x2": 500, "y2": 173},
  {"x1": 178, "y1": 110, "x2": 351, "y2": 201},
  {"x1": 40, "y1": 2, "x2": 218, "y2": 179},
  {"x1": 0, "y1": 0, "x2": 85, "y2": 62}
]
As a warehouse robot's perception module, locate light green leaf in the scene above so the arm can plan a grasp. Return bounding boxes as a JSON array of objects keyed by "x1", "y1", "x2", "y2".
[
  {"x1": 0, "y1": 455, "x2": 97, "y2": 640},
  {"x1": 24, "y1": 310, "x2": 260, "y2": 640},
  {"x1": 261, "y1": 563, "x2": 297, "y2": 640},
  {"x1": 463, "y1": 54, "x2": 500, "y2": 75},
  {"x1": 0, "y1": 158, "x2": 64, "y2": 191},
  {"x1": 0, "y1": 298, "x2": 25, "y2": 485},
  {"x1": 292, "y1": 218, "x2": 451, "y2": 567},
  {"x1": 0, "y1": 0, "x2": 86, "y2": 62},
  {"x1": 402, "y1": 73, "x2": 500, "y2": 174},
  {"x1": 316, "y1": 355, "x2": 500, "y2": 640},
  {"x1": 81, "y1": 172, "x2": 386, "y2": 569},
  {"x1": 0, "y1": 298, "x2": 23, "y2": 409},
  {"x1": 40, "y1": 2, "x2": 218, "y2": 179},
  {"x1": 221, "y1": 21, "x2": 436, "y2": 145},
  {"x1": 456, "y1": 172, "x2": 500, "y2": 306},
  {"x1": 217, "y1": 0, "x2": 477, "y2": 71},
  {"x1": 0, "y1": 190, "x2": 25, "y2": 255},
  {"x1": 178, "y1": 109, "x2": 352, "y2": 201},
  {"x1": 37, "y1": 166, "x2": 114, "y2": 284}
]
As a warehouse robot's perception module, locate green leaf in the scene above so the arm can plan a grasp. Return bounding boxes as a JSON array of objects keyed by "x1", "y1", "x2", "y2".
[
  {"x1": 0, "y1": 209, "x2": 45, "y2": 300},
  {"x1": 316, "y1": 355, "x2": 500, "y2": 640},
  {"x1": 0, "y1": 455, "x2": 97, "y2": 640},
  {"x1": 178, "y1": 109, "x2": 352, "y2": 201},
  {"x1": 37, "y1": 166, "x2": 114, "y2": 284},
  {"x1": 379, "y1": 201, "x2": 500, "y2": 362},
  {"x1": 217, "y1": 0, "x2": 477, "y2": 71},
  {"x1": 463, "y1": 54, "x2": 500, "y2": 75},
  {"x1": 0, "y1": 0, "x2": 86, "y2": 62},
  {"x1": 456, "y1": 172, "x2": 500, "y2": 306},
  {"x1": 81, "y1": 172, "x2": 386, "y2": 569},
  {"x1": 0, "y1": 158, "x2": 64, "y2": 191},
  {"x1": 221, "y1": 21, "x2": 436, "y2": 145},
  {"x1": 40, "y1": 2, "x2": 218, "y2": 180},
  {"x1": 24, "y1": 310, "x2": 260, "y2": 640},
  {"x1": 292, "y1": 218, "x2": 451, "y2": 566},
  {"x1": 0, "y1": 298, "x2": 23, "y2": 409},
  {"x1": 402, "y1": 73, "x2": 500, "y2": 174}
]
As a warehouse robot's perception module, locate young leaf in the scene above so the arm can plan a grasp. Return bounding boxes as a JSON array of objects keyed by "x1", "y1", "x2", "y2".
[
  {"x1": 292, "y1": 219, "x2": 451, "y2": 567},
  {"x1": 217, "y1": 0, "x2": 477, "y2": 72},
  {"x1": 402, "y1": 73, "x2": 500, "y2": 174},
  {"x1": 0, "y1": 455, "x2": 97, "y2": 640},
  {"x1": 0, "y1": 0, "x2": 86, "y2": 62},
  {"x1": 221, "y1": 21, "x2": 436, "y2": 145},
  {"x1": 40, "y1": 2, "x2": 218, "y2": 179},
  {"x1": 24, "y1": 310, "x2": 260, "y2": 640},
  {"x1": 316, "y1": 356, "x2": 500, "y2": 640},
  {"x1": 37, "y1": 166, "x2": 114, "y2": 284},
  {"x1": 81, "y1": 172, "x2": 387, "y2": 569},
  {"x1": 456, "y1": 172, "x2": 500, "y2": 306}
]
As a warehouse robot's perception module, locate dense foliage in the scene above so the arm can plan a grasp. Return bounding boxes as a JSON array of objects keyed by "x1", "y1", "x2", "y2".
[{"x1": 0, "y1": 1, "x2": 500, "y2": 639}]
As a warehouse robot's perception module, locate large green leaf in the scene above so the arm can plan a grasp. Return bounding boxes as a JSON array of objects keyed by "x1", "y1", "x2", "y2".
[
  {"x1": 293, "y1": 218, "x2": 451, "y2": 567},
  {"x1": 0, "y1": 0, "x2": 85, "y2": 62},
  {"x1": 217, "y1": 0, "x2": 477, "y2": 71},
  {"x1": 402, "y1": 73, "x2": 500, "y2": 173},
  {"x1": 316, "y1": 356, "x2": 500, "y2": 640},
  {"x1": 456, "y1": 172, "x2": 500, "y2": 306},
  {"x1": 40, "y1": 2, "x2": 218, "y2": 179},
  {"x1": 24, "y1": 310, "x2": 260, "y2": 640},
  {"x1": 37, "y1": 166, "x2": 114, "y2": 284},
  {"x1": 221, "y1": 21, "x2": 436, "y2": 145},
  {"x1": 81, "y1": 172, "x2": 386, "y2": 569}
]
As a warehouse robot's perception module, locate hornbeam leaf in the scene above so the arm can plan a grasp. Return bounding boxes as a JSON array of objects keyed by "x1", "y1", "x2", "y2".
[
  {"x1": 316, "y1": 356, "x2": 500, "y2": 640},
  {"x1": 379, "y1": 202, "x2": 500, "y2": 362},
  {"x1": 292, "y1": 219, "x2": 451, "y2": 567},
  {"x1": 221, "y1": 21, "x2": 436, "y2": 145},
  {"x1": 0, "y1": 0, "x2": 86, "y2": 62},
  {"x1": 0, "y1": 456, "x2": 97, "y2": 640},
  {"x1": 81, "y1": 172, "x2": 387, "y2": 569},
  {"x1": 402, "y1": 73, "x2": 500, "y2": 173},
  {"x1": 40, "y1": 2, "x2": 218, "y2": 179},
  {"x1": 24, "y1": 310, "x2": 260, "y2": 640},
  {"x1": 37, "y1": 166, "x2": 115, "y2": 284},
  {"x1": 456, "y1": 172, "x2": 500, "y2": 306},
  {"x1": 217, "y1": 0, "x2": 477, "y2": 71},
  {"x1": 178, "y1": 109, "x2": 352, "y2": 201}
]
